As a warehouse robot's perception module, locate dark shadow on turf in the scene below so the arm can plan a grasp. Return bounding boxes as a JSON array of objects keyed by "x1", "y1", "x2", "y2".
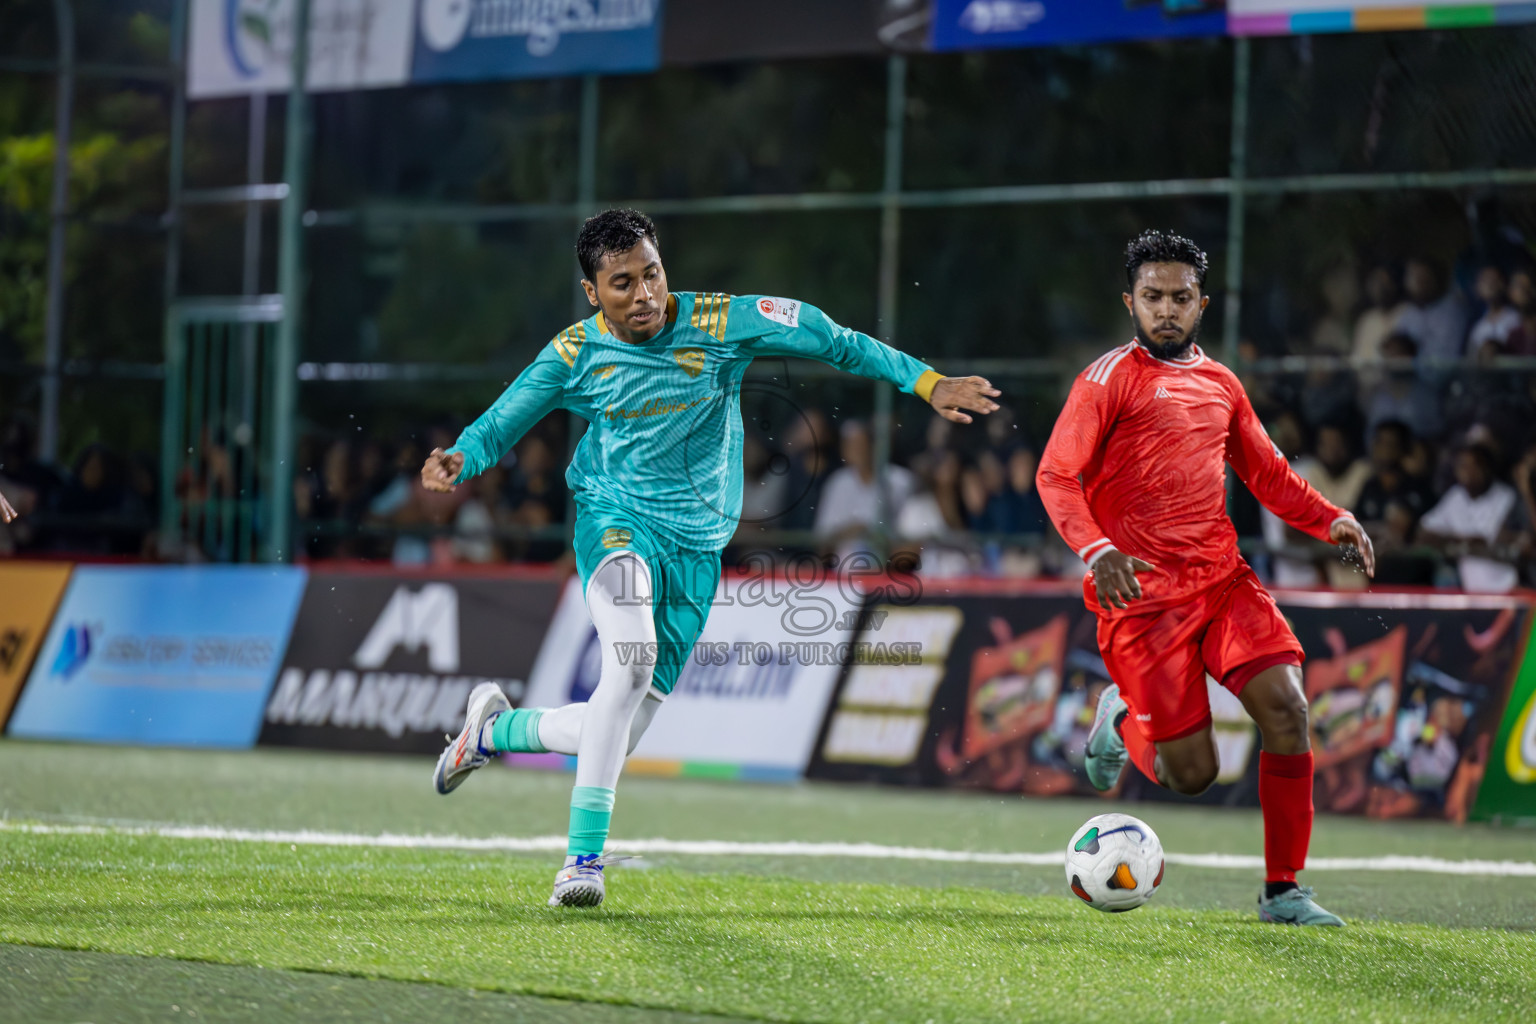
[{"x1": 0, "y1": 944, "x2": 762, "y2": 1024}]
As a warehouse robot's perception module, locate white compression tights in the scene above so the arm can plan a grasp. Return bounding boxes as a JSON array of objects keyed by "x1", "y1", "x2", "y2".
[{"x1": 534, "y1": 553, "x2": 662, "y2": 791}]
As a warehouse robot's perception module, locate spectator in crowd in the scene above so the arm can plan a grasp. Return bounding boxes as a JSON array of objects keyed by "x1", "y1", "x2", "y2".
[
  {"x1": 732, "y1": 432, "x2": 789, "y2": 553},
  {"x1": 1468, "y1": 265, "x2": 1522, "y2": 358},
  {"x1": 1417, "y1": 444, "x2": 1521, "y2": 592},
  {"x1": 894, "y1": 449, "x2": 971, "y2": 577},
  {"x1": 453, "y1": 463, "x2": 508, "y2": 564},
  {"x1": 1260, "y1": 411, "x2": 1323, "y2": 585},
  {"x1": 814, "y1": 419, "x2": 915, "y2": 565},
  {"x1": 1263, "y1": 420, "x2": 1369, "y2": 587},
  {"x1": 310, "y1": 440, "x2": 372, "y2": 559},
  {"x1": 1502, "y1": 267, "x2": 1536, "y2": 356},
  {"x1": 368, "y1": 438, "x2": 423, "y2": 523},
  {"x1": 1352, "y1": 264, "x2": 1406, "y2": 363},
  {"x1": 1355, "y1": 420, "x2": 1435, "y2": 533},
  {"x1": 1363, "y1": 334, "x2": 1443, "y2": 441},
  {"x1": 1310, "y1": 263, "x2": 1359, "y2": 356},
  {"x1": 503, "y1": 434, "x2": 565, "y2": 528},
  {"x1": 1353, "y1": 420, "x2": 1438, "y2": 583},
  {"x1": 54, "y1": 444, "x2": 134, "y2": 555},
  {"x1": 778, "y1": 408, "x2": 832, "y2": 532},
  {"x1": 1301, "y1": 423, "x2": 1373, "y2": 511},
  {"x1": 1396, "y1": 257, "x2": 1468, "y2": 365}
]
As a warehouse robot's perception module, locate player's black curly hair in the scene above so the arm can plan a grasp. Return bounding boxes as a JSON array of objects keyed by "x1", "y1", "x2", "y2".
[
  {"x1": 577, "y1": 208, "x2": 659, "y2": 281},
  {"x1": 1124, "y1": 229, "x2": 1209, "y2": 290}
]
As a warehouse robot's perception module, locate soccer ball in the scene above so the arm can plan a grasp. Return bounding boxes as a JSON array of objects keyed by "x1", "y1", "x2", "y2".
[{"x1": 1064, "y1": 812, "x2": 1164, "y2": 912}]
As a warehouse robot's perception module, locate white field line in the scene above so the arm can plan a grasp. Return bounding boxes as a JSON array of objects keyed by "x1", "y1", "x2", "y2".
[{"x1": 2, "y1": 820, "x2": 1533, "y2": 877}]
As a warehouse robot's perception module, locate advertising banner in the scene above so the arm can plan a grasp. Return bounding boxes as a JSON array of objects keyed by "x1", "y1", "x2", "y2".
[
  {"x1": 411, "y1": 0, "x2": 664, "y2": 83},
  {"x1": 1470, "y1": 616, "x2": 1536, "y2": 824},
  {"x1": 259, "y1": 571, "x2": 563, "y2": 754},
  {"x1": 188, "y1": 0, "x2": 416, "y2": 99},
  {"x1": 662, "y1": 0, "x2": 884, "y2": 64},
  {"x1": 1229, "y1": 1, "x2": 1536, "y2": 37},
  {"x1": 932, "y1": 0, "x2": 1228, "y2": 52},
  {"x1": 0, "y1": 563, "x2": 73, "y2": 730},
  {"x1": 7, "y1": 566, "x2": 306, "y2": 747},
  {"x1": 522, "y1": 569, "x2": 863, "y2": 777},
  {"x1": 808, "y1": 583, "x2": 1528, "y2": 824}
]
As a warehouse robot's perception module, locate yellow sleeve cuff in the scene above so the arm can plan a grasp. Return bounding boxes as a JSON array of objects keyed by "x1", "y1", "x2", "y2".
[{"x1": 913, "y1": 369, "x2": 944, "y2": 404}]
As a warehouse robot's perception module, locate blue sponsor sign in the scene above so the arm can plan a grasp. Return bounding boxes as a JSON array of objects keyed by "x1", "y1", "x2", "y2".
[
  {"x1": 7, "y1": 566, "x2": 307, "y2": 748},
  {"x1": 932, "y1": 0, "x2": 1227, "y2": 51},
  {"x1": 412, "y1": 0, "x2": 664, "y2": 83}
]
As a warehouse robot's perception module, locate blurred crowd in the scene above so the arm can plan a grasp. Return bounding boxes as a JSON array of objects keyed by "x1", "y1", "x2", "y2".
[
  {"x1": 1228, "y1": 255, "x2": 1536, "y2": 593},
  {"x1": 10, "y1": 254, "x2": 1536, "y2": 593}
]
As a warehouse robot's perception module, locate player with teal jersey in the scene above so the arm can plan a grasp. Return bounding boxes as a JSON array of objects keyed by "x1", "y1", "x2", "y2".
[{"x1": 424, "y1": 209, "x2": 1000, "y2": 907}]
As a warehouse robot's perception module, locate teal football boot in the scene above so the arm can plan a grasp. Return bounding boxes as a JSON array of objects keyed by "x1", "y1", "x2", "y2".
[
  {"x1": 1084, "y1": 683, "x2": 1129, "y2": 792},
  {"x1": 1258, "y1": 886, "x2": 1345, "y2": 927}
]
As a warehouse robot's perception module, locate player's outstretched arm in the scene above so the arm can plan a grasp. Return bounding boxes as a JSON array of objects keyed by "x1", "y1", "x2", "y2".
[
  {"x1": 429, "y1": 343, "x2": 572, "y2": 491},
  {"x1": 734, "y1": 297, "x2": 998, "y2": 415},
  {"x1": 0, "y1": 489, "x2": 16, "y2": 524},
  {"x1": 1226, "y1": 385, "x2": 1374, "y2": 578}
]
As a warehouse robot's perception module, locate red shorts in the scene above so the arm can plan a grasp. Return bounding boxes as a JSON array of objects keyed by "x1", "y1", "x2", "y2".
[{"x1": 1096, "y1": 568, "x2": 1303, "y2": 743}]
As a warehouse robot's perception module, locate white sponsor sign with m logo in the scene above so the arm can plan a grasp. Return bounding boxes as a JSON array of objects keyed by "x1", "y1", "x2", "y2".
[{"x1": 354, "y1": 584, "x2": 460, "y2": 673}]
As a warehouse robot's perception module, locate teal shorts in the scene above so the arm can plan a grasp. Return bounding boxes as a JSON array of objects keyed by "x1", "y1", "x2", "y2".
[{"x1": 573, "y1": 500, "x2": 723, "y2": 698}]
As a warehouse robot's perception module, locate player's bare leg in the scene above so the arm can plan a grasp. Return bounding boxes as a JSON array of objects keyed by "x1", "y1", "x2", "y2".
[{"x1": 1239, "y1": 664, "x2": 1342, "y2": 926}]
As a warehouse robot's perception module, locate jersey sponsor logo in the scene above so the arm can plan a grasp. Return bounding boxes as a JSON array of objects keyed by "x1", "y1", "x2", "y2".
[
  {"x1": 673, "y1": 348, "x2": 706, "y2": 379},
  {"x1": 601, "y1": 527, "x2": 633, "y2": 550},
  {"x1": 602, "y1": 393, "x2": 714, "y2": 422},
  {"x1": 1155, "y1": 386, "x2": 1171, "y2": 399},
  {"x1": 591, "y1": 364, "x2": 616, "y2": 380},
  {"x1": 757, "y1": 297, "x2": 800, "y2": 328}
]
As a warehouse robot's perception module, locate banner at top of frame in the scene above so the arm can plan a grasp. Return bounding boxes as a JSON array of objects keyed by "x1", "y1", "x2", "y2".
[
  {"x1": 188, "y1": 0, "x2": 417, "y2": 99},
  {"x1": 410, "y1": 0, "x2": 664, "y2": 82},
  {"x1": 189, "y1": 0, "x2": 663, "y2": 98},
  {"x1": 1229, "y1": 0, "x2": 1536, "y2": 37},
  {"x1": 930, "y1": 0, "x2": 1228, "y2": 51}
]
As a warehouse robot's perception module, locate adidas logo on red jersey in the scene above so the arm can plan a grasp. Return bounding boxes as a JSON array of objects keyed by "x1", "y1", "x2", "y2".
[{"x1": 1155, "y1": 386, "x2": 1172, "y2": 399}]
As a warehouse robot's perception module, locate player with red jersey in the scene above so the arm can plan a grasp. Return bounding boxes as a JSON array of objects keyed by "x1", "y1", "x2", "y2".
[{"x1": 1037, "y1": 231, "x2": 1375, "y2": 927}]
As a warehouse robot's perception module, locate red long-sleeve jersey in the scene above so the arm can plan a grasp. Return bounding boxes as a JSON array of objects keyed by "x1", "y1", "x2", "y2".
[{"x1": 1037, "y1": 341, "x2": 1351, "y2": 615}]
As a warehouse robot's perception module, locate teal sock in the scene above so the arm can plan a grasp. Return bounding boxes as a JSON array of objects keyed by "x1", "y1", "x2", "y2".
[
  {"x1": 568, "y1": 786, "x2": 615, "y2": 857},
  {"x1": 487, "y1": 708, "x2": 547, "y2": 754}
]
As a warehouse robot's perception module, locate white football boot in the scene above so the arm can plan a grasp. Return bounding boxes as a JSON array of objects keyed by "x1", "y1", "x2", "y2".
[{"x1": 432, "y1": 682, "x2": 510, "y2": 795}]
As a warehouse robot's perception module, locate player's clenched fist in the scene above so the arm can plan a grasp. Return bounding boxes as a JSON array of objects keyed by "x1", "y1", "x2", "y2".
[
  {"x1": 928, "y1": 376, "x2": 1002, "y2": 425},
  {"x1": 1091, "y1": 550, "x2": 1156, "y2": 610},
  {"x1": 421, "y1": 447, "x2": 465, "y2": 493}
]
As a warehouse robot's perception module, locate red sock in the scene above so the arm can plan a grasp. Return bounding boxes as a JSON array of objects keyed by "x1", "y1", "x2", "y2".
[
  {"x1": 1121, "y1": 715, "x2": 1162, "y2": 786},
  {"x1": 1258, "y1": 750, "x2": 1314, "y2": 884}
]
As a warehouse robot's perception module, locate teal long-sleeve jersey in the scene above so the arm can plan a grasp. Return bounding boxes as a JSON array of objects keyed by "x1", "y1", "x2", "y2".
[{"x1": 447, "y1": 291, "x2": 942, "y2": 552}]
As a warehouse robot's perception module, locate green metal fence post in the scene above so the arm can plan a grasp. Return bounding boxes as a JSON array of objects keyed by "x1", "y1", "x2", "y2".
[
  {"x1": 1222, "y1": 37, "x2": 1251, "y2": 365},
  {"x1": 266, "y1": 0, "x2": 312, "y2": 563},
  {"x1": 872, "y1": 55, "x2": 908, "y2": 562}
]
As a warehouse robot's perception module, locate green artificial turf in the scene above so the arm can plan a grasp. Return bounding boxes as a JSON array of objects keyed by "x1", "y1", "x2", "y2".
[{"x1": 1, "y1": 741, "x2": 1533, "y2": 1023}]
